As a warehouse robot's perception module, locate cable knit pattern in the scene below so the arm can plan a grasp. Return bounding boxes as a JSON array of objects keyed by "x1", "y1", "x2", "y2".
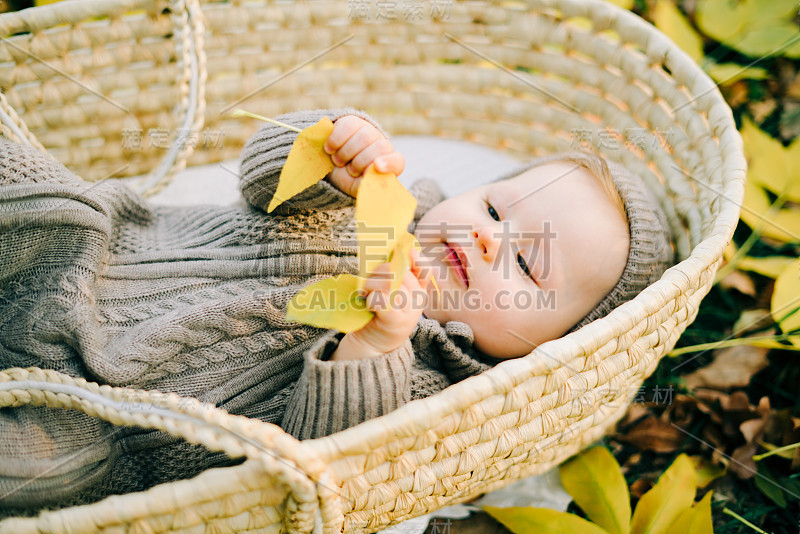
[{"x1": 0, "y1": 110, "x2": 493, "y2": 516}]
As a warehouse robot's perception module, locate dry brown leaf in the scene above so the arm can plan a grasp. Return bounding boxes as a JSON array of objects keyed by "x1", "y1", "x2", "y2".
[
  {"x1": 630, "y1": 477, "x2": 652, "y2": 499},
  {"x1": 722, "y1": 80, "x2": 750, "y2": 108},
  {"x1": 749, "y1": 99, "x2": 778, "y2": 123},
  {"x1": 616, "y1": 416, "x2": 686, "y2": 453},
  {"x1": 731, "y1": 309, "x2": 774, "y2": 336},
  {"x1": 718, "y1": 270, "x2": 757, "y2": 296},
  {"x1": 684, "y1": 344, "x2": 770, "y2": 390},
  {"x1": 730, "y1": 440, "x2": 759, "y2": 479},
  {"x1": 620, "y1": 403, "x2": 650, "y2": 427}
]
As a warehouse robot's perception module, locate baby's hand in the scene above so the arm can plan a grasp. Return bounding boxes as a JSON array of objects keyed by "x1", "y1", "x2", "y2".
[
  {"x1": 330, "y1": 249, "x2": 431, "y2": 361},
  {"x1": 323, "y1": 115, "x2": 405, "y2": 198}
]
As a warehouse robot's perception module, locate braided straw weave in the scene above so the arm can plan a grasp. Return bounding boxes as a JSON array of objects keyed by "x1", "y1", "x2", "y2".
[{"x1": 0, "y1": 0, "x2": 745, "y2": 532}]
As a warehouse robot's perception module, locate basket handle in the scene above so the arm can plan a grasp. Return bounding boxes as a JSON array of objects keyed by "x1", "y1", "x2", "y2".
[
  {"x1": 0, "y1": 0, "x2": 207, "y2": 197},
  {"x1": 0, "y1": 366, "x2": 332, "y2": 534}
]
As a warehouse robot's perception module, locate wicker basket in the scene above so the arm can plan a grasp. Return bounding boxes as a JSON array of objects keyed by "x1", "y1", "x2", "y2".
[{"x1": 0, "y1": 0, "x2": 744, "y2": 532}]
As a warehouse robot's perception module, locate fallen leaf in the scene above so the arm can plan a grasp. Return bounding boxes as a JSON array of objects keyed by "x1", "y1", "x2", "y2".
[
  {"x1": 771, "y1": 259, "x2": 800, "y2": 347},
  {"x1": 559, "y1": 446, "x2": 631, "y2": 534},
  {"x1": 286, "y1": 273, "x2": 372, "y2": 333},
  {"x1": 695, "y1": 0, "x2": 800, "y2": 58},
  {"x1": 653, "y1": 1, "x2": 703, "y2": 62},
  {"x1": 740, "y1": 179, "x2": 800, "y2": 243},
  {"x1": 741, "y1": 116, "x2": 800, "y2": 203},
  {"x1": 748, "y1": 99, "x2": 777, "y2": 124},
  {"x1": 717, "y1": 269, "x2": 756, "y2": 296},
  {"x1": 689, "y1": 456, "x2": 727, "y2": 488},
  {"x1": 732, "y1": 309, "x2": 774, "y2": 336},
  {"x1": 707, "y1": 63, "x2": 770, "y2": 85},
  {"x1": 631, "y1": 454, "x2": 697, "y2": 534},
  {"x1": 355, "y1": 166, "x2": 417, "y2": 287},
  {"x1": 617, "y1": 416, "x2": 686, "y2": 453},
  {"x1": 629, "y1": 478, "x2": 651, "y2": 500},
  {"x1": 736, "y1": 255, "x2": 795, "y2": 279},
  {"x1": 268, "y1": 117, "x2": 336, "y2": 212},
  {"x1": 665, "y1": 491, "x2": 714, "y2": 534},
  {"x1": 483, "y1": 506, "x2": 609, "y2": 534},
  {"x1": 683, "y1": 344, "x2": 770, "y2": 390}
]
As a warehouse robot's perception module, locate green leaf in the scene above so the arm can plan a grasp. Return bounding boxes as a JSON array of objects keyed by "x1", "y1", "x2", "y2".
[
  {"x1": 653, "y1": 1, "x2": 704, "y2": 62},
  {"x1": 754, "y1": 464, "x2": 787, "y2": 508},
  {"x1": 631, "y1": 454, "x2": 697, "y2": 534},
  {"x1": 286, "y1": 274, "x2": 373, "y2": 333},
  {"x1": 559, "y1": 447, "x2": 631, "y2": 534},
  {"x1": 706, "y1": 63, "x2": 769, "y2": 85},
  {"x1": 483, "y1": 506, "x2": 611, "y2": 534},
  {"x1": 665, "y1": 492, "x2": 714, "y2": 534}
]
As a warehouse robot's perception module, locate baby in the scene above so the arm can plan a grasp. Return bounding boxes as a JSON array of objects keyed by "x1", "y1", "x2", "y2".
[
  {"x1": 300, "y1": 112, "x2": 671, "y2": 361},
  {"x1": 0, "y1": 108, "x2": 672, "y2": 514}
]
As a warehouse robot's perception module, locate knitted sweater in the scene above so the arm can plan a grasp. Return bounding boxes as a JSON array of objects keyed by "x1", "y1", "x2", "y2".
[{"x1": 0, "y1": 108, "x2": 492, "y2": 514}]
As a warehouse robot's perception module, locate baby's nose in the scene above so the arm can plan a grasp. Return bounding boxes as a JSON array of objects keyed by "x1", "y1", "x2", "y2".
[{"x1": 472, "y1": 227, "x2": 499, "y2": 260}]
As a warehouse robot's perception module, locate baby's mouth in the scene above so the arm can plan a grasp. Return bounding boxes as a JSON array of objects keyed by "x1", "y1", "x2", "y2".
[{"x1": 444, "y1": 242, "x2": 469, "y2": 288}]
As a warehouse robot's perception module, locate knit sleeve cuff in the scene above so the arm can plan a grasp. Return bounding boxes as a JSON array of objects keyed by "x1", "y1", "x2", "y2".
[
  {"x1": 238, "y1": 108, "x2": 387, "y2": 214},
  {"x1": 281, "y1": 330, "x2": 414, "y2": 440}
]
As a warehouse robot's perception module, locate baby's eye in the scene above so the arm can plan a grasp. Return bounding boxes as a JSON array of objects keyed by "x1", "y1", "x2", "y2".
[
  {"x1": 517, "y1": 252, "x2": 533, "y2": 279},
  {"x1": 486, "y1": 202, "x2": 500, "y2": 221}
]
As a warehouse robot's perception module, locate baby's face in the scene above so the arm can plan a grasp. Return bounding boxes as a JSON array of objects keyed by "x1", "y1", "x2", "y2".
[{"x1": 414, "y1": 161, "x2": 629, "y2": 359}]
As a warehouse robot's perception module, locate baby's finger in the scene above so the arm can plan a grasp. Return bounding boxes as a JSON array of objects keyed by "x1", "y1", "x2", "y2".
[
  {"x1": 365, "y1": 289, "x2": 396, "y2": 313},
  {"x1": 333, "y1": 125, "x2": 382, "y2": 168},
  {"x1": 324, "y1": 116, "x2": 362, "y2": 156},
  {"x1": 347, "y1": 138, "x2": 393, "y2": 177},
  {"x1": 361, "y1": 263, "x2": 395, "y2": 293},
  {"x1": 373, "y1": 152, "x2": 405, "y2": 176}
]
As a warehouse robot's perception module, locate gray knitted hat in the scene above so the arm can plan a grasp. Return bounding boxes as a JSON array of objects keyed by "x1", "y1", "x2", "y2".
[{"x1": 492, "y1": 151, "x2": 675, "y2": 333}]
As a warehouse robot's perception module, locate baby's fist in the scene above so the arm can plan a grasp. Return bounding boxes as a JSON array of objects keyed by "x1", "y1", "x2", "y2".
[{"x1": 324, "y1": 115, "x2": 405, "y2": 197}]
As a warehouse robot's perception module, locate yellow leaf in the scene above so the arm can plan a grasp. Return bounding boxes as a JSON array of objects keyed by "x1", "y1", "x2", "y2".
[
  {"x1": 631, "y1": 454, "x2": 697, "y2": 534},
  {"x1": 696, "y1": 0, "x2": 800, "y2": 58},
  {"x1": 771, "y1": 258, "x2": 800, "y2": 345},
  {"x1": 286, "y1": 274, "x2": 373, "y2": 333},
  {"x1": 706, "y1": 63, "x2": 769, "y2": 85},
  {"x1": 355, "y1": 166, "x2": 417, "y2": 285},
  {"x1": 268, "y1": 117, "x2": 335, "y2": 212},
  {"x1": 689, "y1": 456, "x2": 727, "y2": 488},
  {"x1": 559, "y1": 447, "x2": 631, "y2": 534},
  {"x1": 665, "y1": 492, "x2": 714, "y2": 534},
  {"x1": 653, "y1": 1, "x2": 704, "y2": 62},
  {"x1": 733, "y1": 22, "x2": 800, "y2": 59},
  {"x1": 483, "y1": 506, "x2": 610, "y2": 534},
  {"x1": 746, "y1": 337, "x2": 800, "y2": 350},
  {"x1": 737, "y1": 255, "x2": 795, "y2": 279},
  {"x1": 741, "y1": 117, "x2": 800, "y2": 202},
  {"x1": 387, "y1": 231, "x2": 415, "y2": 292},
  {"x1": 741, "y1": 180, "x2": 800, "y2": 243},
  {"x1": 695, "y1": 0, "x2": 749, "y2": 43}
]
